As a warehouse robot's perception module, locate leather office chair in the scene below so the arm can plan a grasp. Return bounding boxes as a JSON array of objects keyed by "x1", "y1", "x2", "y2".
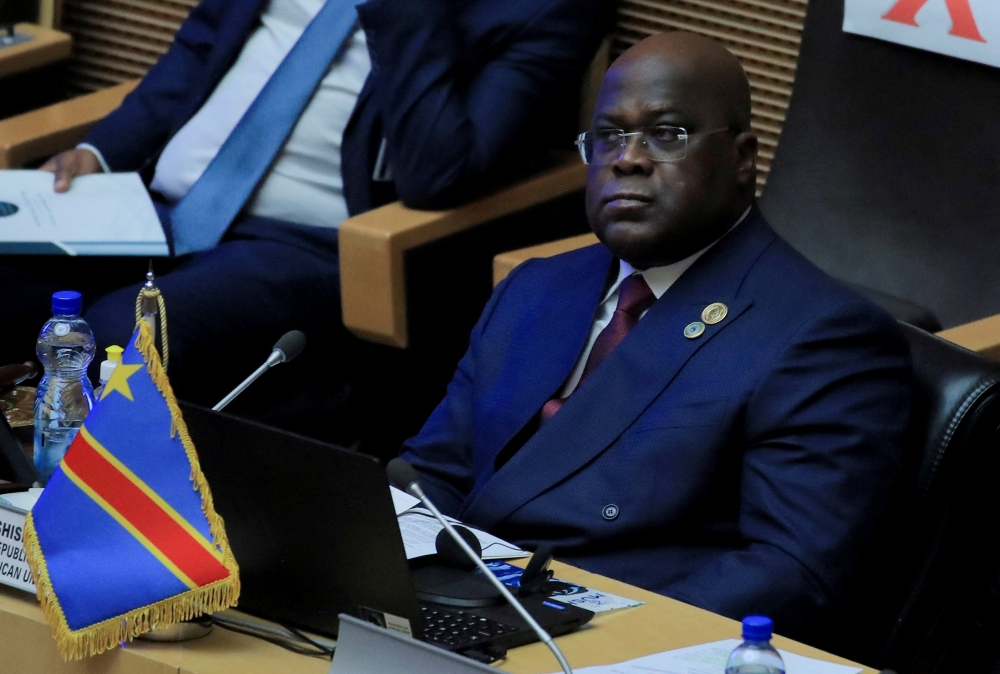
[
  {"x1": 757, "y1": 0, "x2": 1000, "y2": 339},
  {"x1": 827, "y1": 324, "x2": 1000, "y2": 673}
]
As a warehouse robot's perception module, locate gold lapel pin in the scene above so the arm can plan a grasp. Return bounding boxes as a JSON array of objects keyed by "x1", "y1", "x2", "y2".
[
  {"x1": 684, "y1": 321, "x2": 706, "y2": 339},
  {"x1": 701, "y1": 302, "x2": 729, "y2": 325}
]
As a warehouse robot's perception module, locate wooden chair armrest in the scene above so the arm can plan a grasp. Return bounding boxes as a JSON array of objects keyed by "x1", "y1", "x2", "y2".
[
  {"x1": 936, "y1": 314, "x2": 1000, "y2": 360},
  {"x1": 0, "y1": 80, "x2": 139, "y2": 169},
  {"x1": 339, "y1": 159, "x2": 586, "y2": 348},
  {"x1": 493, "y1": 233, "x2": 599, "y2": 286}
]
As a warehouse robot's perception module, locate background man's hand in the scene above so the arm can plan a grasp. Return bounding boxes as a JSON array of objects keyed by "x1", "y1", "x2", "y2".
[{"x1": 39, "y1": 149, "x2": 103, "y2": 193}]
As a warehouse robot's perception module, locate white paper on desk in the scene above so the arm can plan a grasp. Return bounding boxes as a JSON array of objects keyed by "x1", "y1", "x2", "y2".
[
  {"x1": 397, "y1": 510, "x2": 529, "y2": 561},
  {"x1": 0, "y1": 488, "x2": 43, "y2": 514},
  {"x1": 0, "y1": 170, "x2": 167, "y2": 256},
  {"x1": 553, "y1": 639, "x2": 861, "y2": 674},
  {"x1": 390, "y1": 485, "x2": 420, "y2": 515}
]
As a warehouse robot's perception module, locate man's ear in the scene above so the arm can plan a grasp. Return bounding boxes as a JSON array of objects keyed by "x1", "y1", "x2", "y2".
[{"x1": 733, "y1": 131, "x2": 758, "y2": 188}]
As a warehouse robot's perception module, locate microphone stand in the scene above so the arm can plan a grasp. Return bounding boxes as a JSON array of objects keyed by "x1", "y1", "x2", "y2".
[
  {"x1": 211, "y1": 331, "x2": 305, "y2": 412},
  {"x1": 407, "y1": 481, "x2": 574, "y2": 674},
  {"x1": 0, "y1": 0, "x2": 30, "y2": 48},
  {"x1": 212, "y1": 351, "x2": 283, "y2": 412}
]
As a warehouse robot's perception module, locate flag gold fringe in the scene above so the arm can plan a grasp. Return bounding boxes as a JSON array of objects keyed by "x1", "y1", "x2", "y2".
[
  {"x1": 133, "y1": 320, "x2": 235, "y2": 562},
  {"x1": 22, "y1": 320, "x2": 240, "y2": 660},
  {"x1": 23, "y1": 516, "x2": 237, "y2": 660}
]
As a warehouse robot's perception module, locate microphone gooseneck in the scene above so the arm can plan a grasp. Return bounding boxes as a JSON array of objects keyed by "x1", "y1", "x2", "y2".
[
  {"x1": 213, "y1": 330, "x2": 307, "y2": 411},
  {"x1": 385, "y1": 459, "x2": 574, "y2": 674}
]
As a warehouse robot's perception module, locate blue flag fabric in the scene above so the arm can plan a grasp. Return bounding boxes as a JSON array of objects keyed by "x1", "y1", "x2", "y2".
[{"x1": 24, "y1": 322, "x2": 239, "y2": 660}]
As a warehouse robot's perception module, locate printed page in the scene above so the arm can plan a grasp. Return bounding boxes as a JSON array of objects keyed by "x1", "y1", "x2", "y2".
[
  {"x1": 0, "y1": 171, "x2": 167, "y2": 255},
  {"x1": 390, "y1": 486, "x2": 420, "y2": 515},
  {"x1": 550, "y1": 639, "x2": 862, "y2": 674},
  {"x1": 397, "y1": 511, "x2": 528, "y2": 561},
  {"x1": 0, "y1": 488, "x2": 43, "y2": 514}
]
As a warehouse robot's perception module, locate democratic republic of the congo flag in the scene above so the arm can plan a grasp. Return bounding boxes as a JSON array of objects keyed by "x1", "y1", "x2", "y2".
[{"x1": 23, "y1": 321, "x2": 239, "y2": 660}]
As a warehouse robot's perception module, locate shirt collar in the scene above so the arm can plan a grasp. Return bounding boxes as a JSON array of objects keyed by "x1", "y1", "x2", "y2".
[{"x1": 604, "y1": 204, "x2": 753, "y2": 302}]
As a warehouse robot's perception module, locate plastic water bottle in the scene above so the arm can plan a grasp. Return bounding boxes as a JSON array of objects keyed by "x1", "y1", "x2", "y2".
[
  {"x1": 725, "y1": 616, "x2": 785, "y2": 674},
  {"x1": 33, "y1": 291, "x2": 96, "y2": 485}
]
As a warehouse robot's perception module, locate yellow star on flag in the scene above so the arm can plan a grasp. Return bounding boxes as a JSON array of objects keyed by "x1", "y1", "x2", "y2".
[{"x1": 100, "y1": 362, "x2": 143, "y2": 401}]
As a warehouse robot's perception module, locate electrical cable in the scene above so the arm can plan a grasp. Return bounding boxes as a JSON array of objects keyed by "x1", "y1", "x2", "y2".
[{"x1": 209, "y1": 614, "x2": 334, "y2": 659}]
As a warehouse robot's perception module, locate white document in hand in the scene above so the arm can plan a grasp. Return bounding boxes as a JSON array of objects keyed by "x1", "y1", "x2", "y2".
[
  {"x1": 397, "y1": 510, "x2": 529, "y2": 561},
  {"x1": 551, "y1": 639, "x2": 862, "y2": 674},
  {"x1": 0, "y1": 170, "x2": 167, "y2": 256}
]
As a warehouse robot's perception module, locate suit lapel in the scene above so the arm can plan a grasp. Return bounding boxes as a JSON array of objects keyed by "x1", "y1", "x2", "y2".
[
  {"x1": 462, "y1": 208, "x2": 777, "y2": 529},
  {"x1": 471, "y1": 245, "x2": 615, "y2": 488}
]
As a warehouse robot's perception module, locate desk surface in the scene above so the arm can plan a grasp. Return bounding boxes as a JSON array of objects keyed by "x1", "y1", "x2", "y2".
[
  {"x1": 0, "y1": 561, "x2": 875, "y2": 674},
  {"x1": 0, "y1": 23, "x2": 72, "y2": 79}
]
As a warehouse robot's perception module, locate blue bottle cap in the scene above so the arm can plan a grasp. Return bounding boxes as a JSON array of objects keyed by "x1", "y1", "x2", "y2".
[
  {"x1": 52, "y1": 290, "x2": 82, "y2": 315},
  {"x1": 742, "y1": 615, "x2": 773, "y2": 641}
]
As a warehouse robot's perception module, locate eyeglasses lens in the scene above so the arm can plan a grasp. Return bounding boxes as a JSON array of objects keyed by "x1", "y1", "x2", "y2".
[{"x1": 578, "y1": 128, "x2": 688, "y2": 164}]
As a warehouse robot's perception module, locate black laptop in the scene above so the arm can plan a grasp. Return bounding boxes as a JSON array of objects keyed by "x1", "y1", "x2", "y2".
[{"x1": 181, "y1": 402, "x2": 593, "y2": 656}]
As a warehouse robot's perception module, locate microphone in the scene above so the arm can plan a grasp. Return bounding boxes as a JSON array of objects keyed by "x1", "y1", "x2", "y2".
[
  {"x1": 387, "y1": 458, "x2": 573, "y2": 674},
  {"x1": 213, "y1": 330, "x2": 307, "y2": 411},
  {"x1": 435, "y1": 526, "x2": 482, "y2": 571}
]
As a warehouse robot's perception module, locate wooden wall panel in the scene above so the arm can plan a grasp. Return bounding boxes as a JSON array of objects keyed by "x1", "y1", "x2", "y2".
[
  {"x1": 611, "y1": 0, "x2": 808, "y2": 190},
  {"x1": 57, "y1": 0, "x2": 197, "y2": 93}
]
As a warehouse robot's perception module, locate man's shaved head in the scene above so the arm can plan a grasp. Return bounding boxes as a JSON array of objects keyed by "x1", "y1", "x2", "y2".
[
  {"x1": 613, "y1": 32, "x2": 752, "y2": 134},
  {"x1": 585, "y1": 32, "x2": 758, "y2": 269}
]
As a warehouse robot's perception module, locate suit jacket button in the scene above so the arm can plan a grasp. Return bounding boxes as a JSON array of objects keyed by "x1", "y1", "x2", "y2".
[{"x1": 602, "y1": 504, "x2": 619, "y2": 520}]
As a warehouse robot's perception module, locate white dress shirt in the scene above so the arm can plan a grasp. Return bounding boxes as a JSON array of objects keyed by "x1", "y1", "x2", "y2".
[
  {"x1": 147, "y1": 0, "x2": 371, "y2": 229},
  {"x1": 559, "y1": 206, "x2": 752, "y2": 397}
]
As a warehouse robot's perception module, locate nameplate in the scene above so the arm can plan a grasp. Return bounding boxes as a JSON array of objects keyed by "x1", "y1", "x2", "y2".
[{"x1": 0, "y1": 502, "x2": 36, "y2": 593}]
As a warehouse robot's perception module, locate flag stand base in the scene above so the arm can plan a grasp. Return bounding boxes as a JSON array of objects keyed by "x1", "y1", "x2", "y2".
[{"x1": 137, "y1": 617, "x2": 213, "y2": 642}]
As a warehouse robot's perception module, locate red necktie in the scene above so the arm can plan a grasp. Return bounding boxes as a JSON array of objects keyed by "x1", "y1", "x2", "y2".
[{"x1": 540, "y1": 274, "x2": 656, "y2": 423}]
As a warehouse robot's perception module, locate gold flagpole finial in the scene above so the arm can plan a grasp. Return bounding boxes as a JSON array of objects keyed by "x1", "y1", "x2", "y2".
[{"x1": 135, "y1": 261, "x2": 169, "y2": 372}]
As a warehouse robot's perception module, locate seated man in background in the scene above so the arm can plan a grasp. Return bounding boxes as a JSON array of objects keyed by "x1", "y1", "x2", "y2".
[
  {"x1": 402, "y1": 32, "x2": 912, "y2": 641},
  {"x1": 0, "y1": 0, "x2": 611, "y2": 431}
]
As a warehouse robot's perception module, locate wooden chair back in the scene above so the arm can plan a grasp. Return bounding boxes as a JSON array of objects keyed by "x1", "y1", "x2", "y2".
[{"x1": 45, "y1": 0, "x2": 196, "y2": 93}]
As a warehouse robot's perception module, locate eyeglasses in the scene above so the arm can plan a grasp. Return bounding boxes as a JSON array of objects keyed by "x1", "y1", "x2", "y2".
[{"x1": 575, "y1": 125, "x2": 732, "y2": 165}]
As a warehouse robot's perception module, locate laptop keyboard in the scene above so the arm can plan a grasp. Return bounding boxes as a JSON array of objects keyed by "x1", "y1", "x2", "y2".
[{"x1": 419, "y1": 605, "x2": 519, "y2": 649}]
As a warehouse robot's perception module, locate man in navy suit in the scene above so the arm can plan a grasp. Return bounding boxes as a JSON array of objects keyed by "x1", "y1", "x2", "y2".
[
  {"x1": 0, "y1": 0, "x2": 610, "y2": 423},
  {"x1": 402, "y1": 32, "x2": 912, "y2": 639}
]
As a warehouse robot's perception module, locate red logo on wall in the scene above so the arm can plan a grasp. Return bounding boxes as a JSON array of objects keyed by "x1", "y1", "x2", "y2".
[{"x1": 882, "y1": 0, "x2": 987, "y2": 42}]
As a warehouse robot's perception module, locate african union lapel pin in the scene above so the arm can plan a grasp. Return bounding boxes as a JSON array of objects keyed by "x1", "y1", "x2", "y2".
[
  {"x1": 702, "y1": 302, "x2": 728, "y2": 325},
  {"x1": 685, "y1": 302, "x2": 729, "y2": 339}
]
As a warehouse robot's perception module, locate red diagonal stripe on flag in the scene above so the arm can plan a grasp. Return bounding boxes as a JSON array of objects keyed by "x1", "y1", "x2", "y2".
[{"x1": 64, "y1": 434, "x2": 229, "y2": 587}]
